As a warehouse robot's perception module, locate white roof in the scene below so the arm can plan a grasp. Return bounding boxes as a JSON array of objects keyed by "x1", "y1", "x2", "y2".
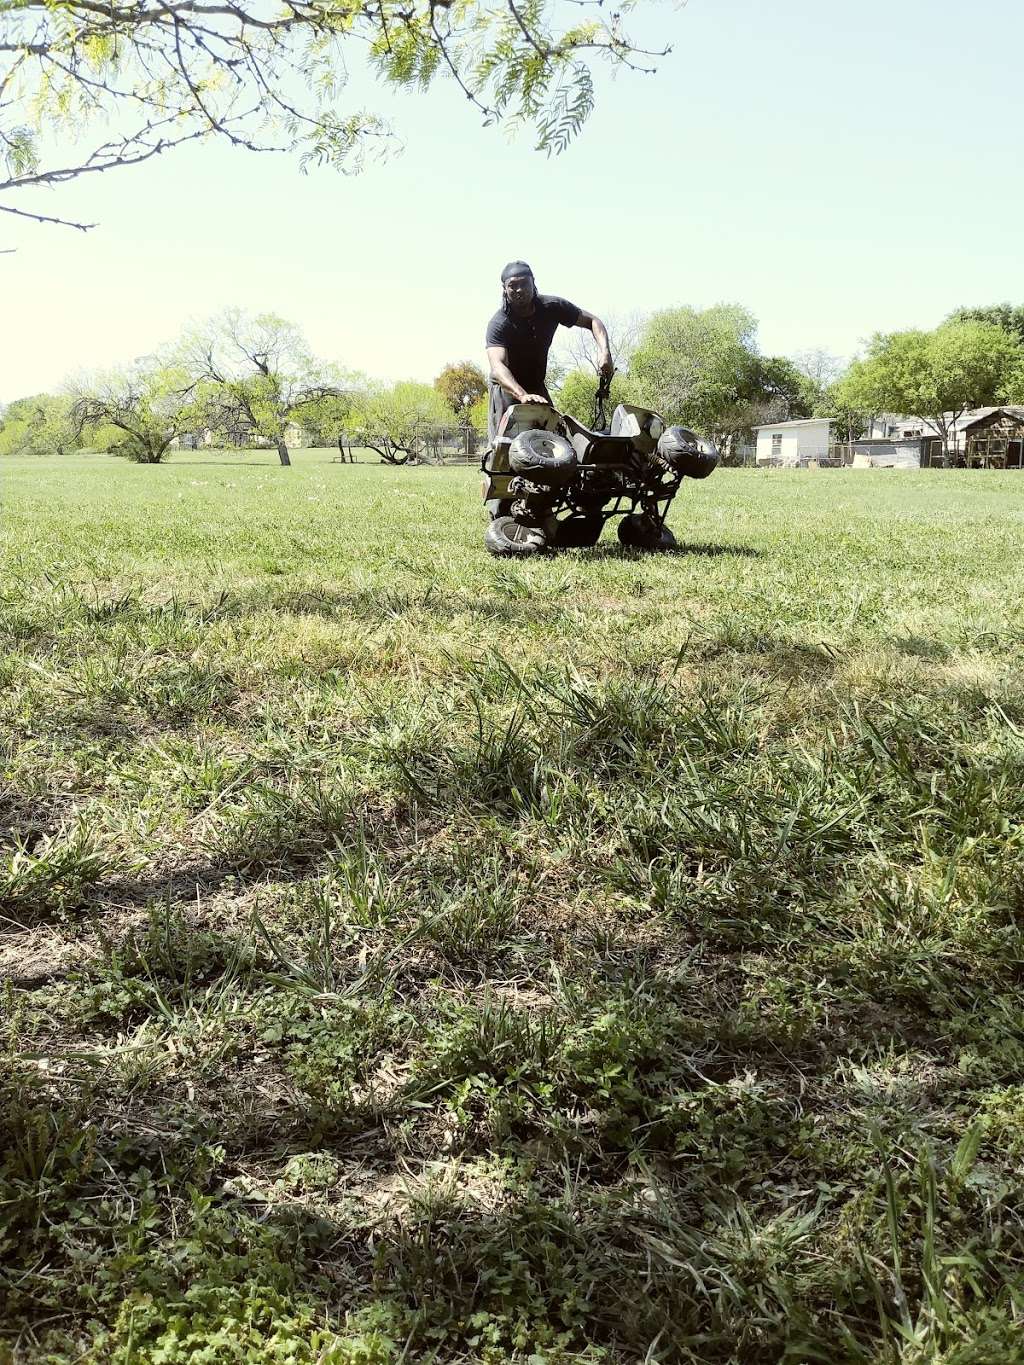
[
  {"x1": 752, "y1": 417, "x2": 832, "y2": 431},
  {"x1": 947, "y1": 405, "x2": 1024, "y2": 433}
]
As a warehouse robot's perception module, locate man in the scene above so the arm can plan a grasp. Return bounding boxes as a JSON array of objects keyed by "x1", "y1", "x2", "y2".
[{"x1": 485, "y1": 260, "x2": 613, "y2": 441}]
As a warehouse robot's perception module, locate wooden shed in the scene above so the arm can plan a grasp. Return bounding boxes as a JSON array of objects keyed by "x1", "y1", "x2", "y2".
[{"x1": 921, "y1": 407, "x2": 1024, "y2": 468}]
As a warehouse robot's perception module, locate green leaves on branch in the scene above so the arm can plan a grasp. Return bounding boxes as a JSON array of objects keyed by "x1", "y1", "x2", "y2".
[
  {"x1": 3, "y1": 126, "x2": 38, "y2": 178},
  {"x1": 1, "y1": 0, "x2": 665, "y2": 228}
]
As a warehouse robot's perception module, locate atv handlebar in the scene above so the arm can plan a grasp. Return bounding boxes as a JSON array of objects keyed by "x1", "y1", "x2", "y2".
[{"x1": 592, "y1": 367, "x2": 616, "y2": 433}]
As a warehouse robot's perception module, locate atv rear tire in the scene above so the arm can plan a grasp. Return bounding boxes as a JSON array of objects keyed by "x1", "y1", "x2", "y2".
[
  {"x1": 508, "y1": 429, "x2": 577, "y2": 485},
  {"x1": 485, "y1": 516, "x2": 548, "y2": 558},
  {"x1": 617, "y1": 514, "x2": 676, "y2": 551},
  {"x1": 553, "y1": 516, "x2": 603, "y2": 549}
]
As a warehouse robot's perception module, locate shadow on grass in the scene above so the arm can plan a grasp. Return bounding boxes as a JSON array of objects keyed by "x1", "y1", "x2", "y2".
[
  {"x1": 7, "y1": 948, "x2": 992, "y2": 1362},
  {"x1": 166, "y1": 457, "x2": 293, "y2": 467},
  {"x1": 668, "y1": 541, "x2": 762, "y2": 559},
  {"x1": 200, "y1": 582, "x2": 577, "y2": 630},
  {"x1": 1, "y1": 855, "x2": 245, "y2": 941},
  {"x1": 92, "y1": 857, "x2": 244, "y2": 908},
  {"x1": 893, "y1": 634, "x2": 953, "y2": 660},
  {"x1": 564, "y1": 540, "x2": 761, "y2": 561},
  {"x1": 9, "y1": 845, "x2": 1024, "y2": 1361}
]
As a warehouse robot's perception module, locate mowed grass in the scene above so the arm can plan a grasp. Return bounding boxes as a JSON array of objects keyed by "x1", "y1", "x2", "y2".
[{"x1": 3, "y1": 449, "x2": 1024, "y2": 1363}]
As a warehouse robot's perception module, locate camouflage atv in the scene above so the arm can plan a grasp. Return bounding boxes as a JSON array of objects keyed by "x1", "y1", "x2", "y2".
[{"x1": 480, "y1": 380, "x2": 718, "y2": 556}]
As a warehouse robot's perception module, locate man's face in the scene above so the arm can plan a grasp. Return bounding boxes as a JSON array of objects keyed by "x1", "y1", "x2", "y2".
[{"x1": 504, "y1": 273, "x2": 535, "y2": 314}]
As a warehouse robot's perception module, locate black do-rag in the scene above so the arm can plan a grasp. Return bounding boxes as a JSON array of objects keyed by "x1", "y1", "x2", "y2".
[{"x1": 501, "y1": 260, "x2": 533, "y2": 284}]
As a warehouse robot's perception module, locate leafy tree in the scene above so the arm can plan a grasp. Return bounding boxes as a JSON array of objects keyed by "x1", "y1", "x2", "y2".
[
  {"x1": 179, "y1": 309, "x2": 341, "y2": 466},
  {"x1": 434, "y1": 362, "x2": 487, "y2": 419},
  {"x1": 837, "y1": 321, "x2": 1022, "y2": 459},
  {"x1": 694, "y1": 355, "x2": 812, "y2": 459},
  {"x1": 0, "y1": 401, "x2": 38, "y2": 457},
  {"x1": 69, "y1": 361, "x2": 196, "y2": 463},
  {"x1": 946, "y1": 304, "x2": 1024, "y2": 349},
  {"x1": 628, "y1": 304, "x2": 759, "y2": 439},
  {"x1": 811, "y1": 384, "x2": 868, "y2": 444},
  {"x1": 1, "y1": 0, "x2": 664, "y2": 231},
  {"x1": 948, "y1": 307, "x2": 1024, "y2": 407},
  {"x1": 0, "y1": 392, "x2": 76, "y2": 456},
  {"x1": 554, "y1": 368, "x2": 629, "y2": 424},
  {"x1": 349, "y1": 380, "x2": 450, "y2": 464},
  {"x1": 752, "y1": 355, "x2": 811, "y2": 419},
  {"x1": 998, "y1": 358, "x2": 1024, "y2": 405},
  {"x1": 628, "y1": 305, "x2": 811, "y2": 453},
  {"x1": 290, "y1": 384, "x2": 367, "y2": 447},
  {"x1": 467, "y1": 394, "x2": 489, "y2": 437}
]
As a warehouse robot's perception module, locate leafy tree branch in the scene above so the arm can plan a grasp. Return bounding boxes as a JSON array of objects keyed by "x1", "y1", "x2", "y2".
[{"x1": 2, "y1": 0, "x2": 667, "y2": 228}]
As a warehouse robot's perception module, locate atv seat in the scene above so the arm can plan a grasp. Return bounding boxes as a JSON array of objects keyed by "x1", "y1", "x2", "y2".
[{"x1": 562, "y1": 415, "x2": 638, "y2": 465}]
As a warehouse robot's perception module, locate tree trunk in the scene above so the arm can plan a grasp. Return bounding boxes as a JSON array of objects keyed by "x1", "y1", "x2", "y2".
[
  {"x1": 276, "y1": 440, "x2": 291, "y2": 467},
  {"x1": 944, "y1": 412, "x2": 961, "y2": 466},
  {"x1": 136, "y1": 434, "x2": 165, "y2": 463}
]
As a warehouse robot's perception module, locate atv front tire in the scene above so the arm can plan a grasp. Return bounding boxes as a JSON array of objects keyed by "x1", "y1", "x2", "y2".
[
  {"x1": 617, "y1": 514, "x2": 676, "y2": 551},
  {"x1": 553, "y1": 516, "x2": 604, "y2": 549},
  {"x1": 485, "y1": 516, "x2": 548, "y2": 558},
  {"x1": 508, "y1": 429, "x2": 577, "y2": 485}
]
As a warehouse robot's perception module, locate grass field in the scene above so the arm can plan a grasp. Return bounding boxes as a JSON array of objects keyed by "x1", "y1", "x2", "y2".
[{"x1": 4, "y1": 449, "x2": 1024, "y2": 1363}]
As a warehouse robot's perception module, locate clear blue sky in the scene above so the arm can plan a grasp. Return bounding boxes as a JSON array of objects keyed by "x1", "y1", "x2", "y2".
[{"x1": 4, "y1": 0, "x2": 1023, "y2": 402}]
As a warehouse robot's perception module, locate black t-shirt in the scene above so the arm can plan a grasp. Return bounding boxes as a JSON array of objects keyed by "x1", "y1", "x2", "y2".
[{"x1": 485, "y1": 294, "x2": 581, "y2": 393}]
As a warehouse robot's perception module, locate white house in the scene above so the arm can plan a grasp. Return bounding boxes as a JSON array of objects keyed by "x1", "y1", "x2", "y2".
[
  {"x1": 282, "y1": 421, "x2": 309, "y2": 448},
  {"x1": 753, "y1": 417, "x2": 832, "y2": 466},
  {"x1": 862, "y1": 414, "x2": 928, "y2": 441}
]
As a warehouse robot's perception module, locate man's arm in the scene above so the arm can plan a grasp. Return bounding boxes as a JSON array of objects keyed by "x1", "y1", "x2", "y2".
[
  {"x1": 486, "y1": 345, "x2": 548, "y2": 404},
  {"x1": 573, "y1": 309, "x2": 614, "y2": 378}
]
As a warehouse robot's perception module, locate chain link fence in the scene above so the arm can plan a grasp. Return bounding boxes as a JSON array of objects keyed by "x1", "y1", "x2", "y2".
[{"x1": 337, "y1": 426, "x2": 481, "y2": 465}]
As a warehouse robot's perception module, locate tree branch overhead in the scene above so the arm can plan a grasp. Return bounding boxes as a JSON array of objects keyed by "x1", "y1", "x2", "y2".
[{"x1": 1, "y1": 0, "x2": 666, "y2": 226}]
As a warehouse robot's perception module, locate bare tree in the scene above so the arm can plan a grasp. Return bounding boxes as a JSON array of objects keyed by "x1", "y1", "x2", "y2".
[
  {"x1": 791, "y1": 348, "x2": 843, "y2": 394},
  {"x1": 2, "y1": 0, "x2": 666, "y2": 231},
  {"x1": 556, "y1": 309, "x2": 643, "y2": 379}
]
